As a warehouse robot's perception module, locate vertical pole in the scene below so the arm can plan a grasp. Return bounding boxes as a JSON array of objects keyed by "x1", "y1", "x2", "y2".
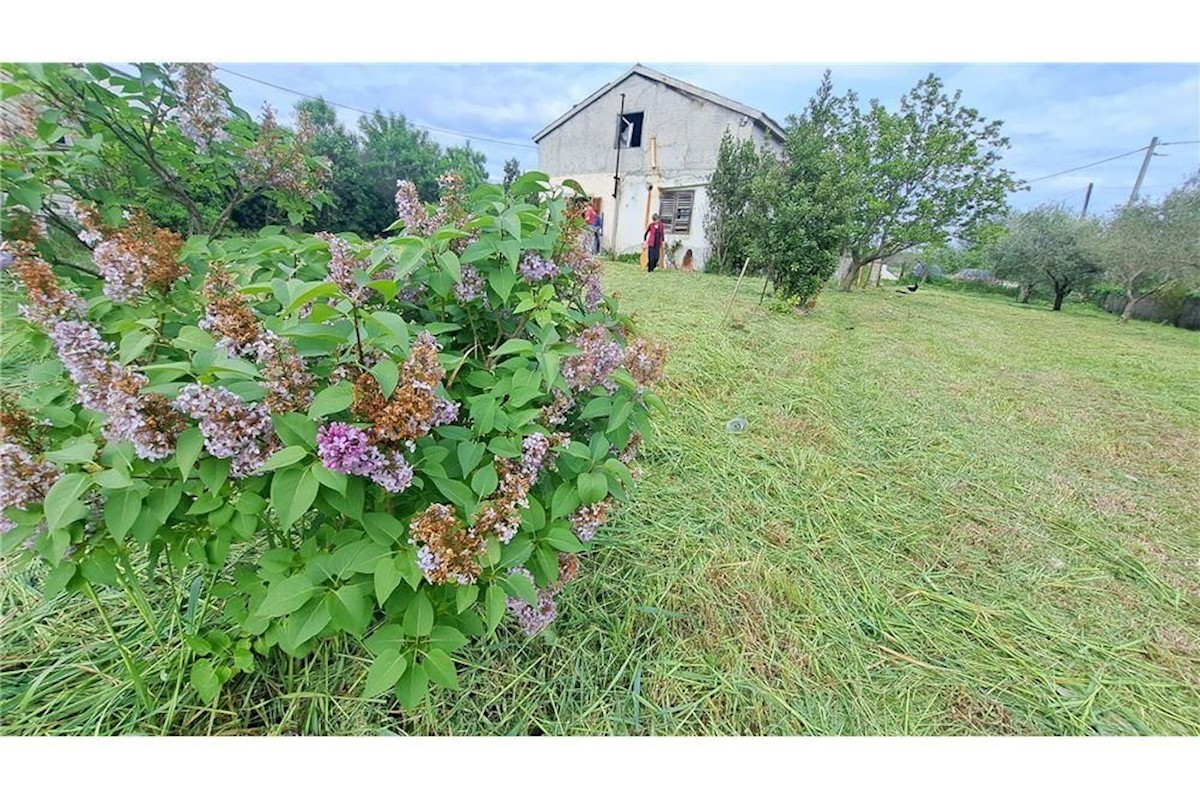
[
  {"x1": 611, "y1": 93, "x2": 626, "y2": 253},
  {"x1": 1128, "y1": 136, "x2": 1159, "y2": 205},
  {"x1": 721, "y1": 258, "x2": 751, "y2": 326},
  {"x1": 1080, "y1": 182, "x2": 1094, "y2": 218}
]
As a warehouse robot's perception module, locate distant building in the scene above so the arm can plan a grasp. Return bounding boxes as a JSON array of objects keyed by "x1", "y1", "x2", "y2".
[{"x1": 534, "y1": 64, "x2": 784, "y2": 271}]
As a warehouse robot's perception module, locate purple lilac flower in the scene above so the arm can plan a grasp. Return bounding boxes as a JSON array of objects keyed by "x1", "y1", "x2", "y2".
[
  {"x1": 316, "y1": 232, "x2": 370, "y2": 306},
  {"x1": 582, "y1": 273, "x2": 604, "y2": 313},
  {"x1": 0, "y1": 442, "x2": 60, "y2": 536},
  {"x1": 505, "y1": 566, "x2": 558, "y2": 636},
  {"x1": 173, "y1": 384, "x2": 279, "y2": 477},
  {"x1": 431, "y1": 397, "x2": 460, "y2": 428},
  {"x1": 171, "y1": 63, "x2": 230, "y2": 153},
  {"x1": 48, "y1": 320, "x2": 178, "y2": 461},
  {"x1": 415, "y1": 545, "x2": 442, "y2": 581},
  {"x1": 454, "y1": 264, "x2": 486, "y2": 303},
  {"x1": 518, "y1": 252, "x2": 559, "y2": 282},
  {"x1": 315, "y1": 422, "x2": 414, "y2": 494},
  {"x1": 561, "y1": 325, "x2": 623, "y2": 393},
  {"x1": 520, "y1": 433, "x2": 551, "y2": 478},
  {"x1": 394, "y1": 180, "x2": 444, "y2": 235}
]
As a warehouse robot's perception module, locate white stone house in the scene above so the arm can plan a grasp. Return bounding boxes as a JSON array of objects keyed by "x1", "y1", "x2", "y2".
[{"x1": 533, "y1": 64, "x2": 784, "y2": 271}]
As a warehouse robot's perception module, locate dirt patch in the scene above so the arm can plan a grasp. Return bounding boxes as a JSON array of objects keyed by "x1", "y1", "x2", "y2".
[
  {"x1": 948, "y1": 688, "x2": 1030, "y2": 734},
  {"x1": 769, "y1": 412, "x2": 836, "y2": 450}
]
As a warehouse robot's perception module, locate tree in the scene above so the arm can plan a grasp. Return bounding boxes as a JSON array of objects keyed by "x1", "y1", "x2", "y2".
[
  {"x1": 293, "y1": 98, "x2": 387, "y2": 235},
  {"x1": 740, "y1": 73, "x2": 847, "y2": 306},
  {"x1": 833, "y1": 74, "x2": 1022, "y2": 291},
  {"x1": 501, "y1": 158, "x2": 521, "y2": 191},
  {"x1": 989, "y1": 205, "x2": 1101, "y2": 310},
  {"x1": 704, "y1": 131, "x2": 762, "y2": 274},
  {"x1": 1098, "y1": 173, "x2": 1200, "y2": 322},
  {"x1": 438, "y1": 143, "x2": 488, "y2": 191}
]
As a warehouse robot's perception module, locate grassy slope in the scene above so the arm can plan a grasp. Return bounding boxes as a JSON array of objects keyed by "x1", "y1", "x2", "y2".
[{"x1": 2, "y1": 263, "x2": 1198, "y2": 734}]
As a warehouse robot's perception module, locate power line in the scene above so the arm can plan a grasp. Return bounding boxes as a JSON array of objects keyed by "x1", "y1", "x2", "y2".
[
  {"x1": 1024, "y1": 146, "x2": 1150, "y2": 183},
  {"x1": 1160, "y1": 139, "x2": 1200, "y2": 146},
  {"x1": 216, "y1": 66, "x2": 539, "y2": 150}
]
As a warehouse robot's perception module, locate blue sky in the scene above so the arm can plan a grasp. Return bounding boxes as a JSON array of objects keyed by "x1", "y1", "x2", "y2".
[{"x1": 218, "y1": 63, "x2": 1200, "y2": 216}]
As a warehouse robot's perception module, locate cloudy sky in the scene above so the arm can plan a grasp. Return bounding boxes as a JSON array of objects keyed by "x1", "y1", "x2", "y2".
[{"x1": 218, "y1": 62, "x2": 1200, "y2": 215}]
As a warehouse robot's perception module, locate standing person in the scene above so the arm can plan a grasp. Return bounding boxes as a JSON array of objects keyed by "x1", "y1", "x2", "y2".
[
  {"x1": 643, "y1": 213, "x2": 666, "y2": 272},
  {"x1": 593, "y1": 209, "x2": 603, "y2": 255}
]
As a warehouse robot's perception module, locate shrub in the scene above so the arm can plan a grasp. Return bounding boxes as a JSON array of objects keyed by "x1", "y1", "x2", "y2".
[{"x1": 0, "y1": 65, "x2": 666, "y2": 711}]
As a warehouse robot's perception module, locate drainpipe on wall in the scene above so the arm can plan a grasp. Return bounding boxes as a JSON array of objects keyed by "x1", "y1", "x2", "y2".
[{"x1": 610, "y1": 93, "x2": 625, "y2": 253}]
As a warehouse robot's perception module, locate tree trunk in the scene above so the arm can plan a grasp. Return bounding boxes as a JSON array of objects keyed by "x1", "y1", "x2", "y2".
[
  {"x1": 1017, "y1": 284, "x2": 1033, "y2": 304},
  {"x1": 1052, "y1": 284, "x2": 1069, "y2": 311},
  {"x1": 839, "y1": 259, "x2": 864, "y2": 292},
  {"x1": 1120, "y1": 292, "x2": 1138, "y2": 323}
]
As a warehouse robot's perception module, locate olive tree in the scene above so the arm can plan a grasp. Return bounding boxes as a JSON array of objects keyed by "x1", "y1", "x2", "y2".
[{"x1": 990, "y1": 205, "x2": 1101, "y2": 310}]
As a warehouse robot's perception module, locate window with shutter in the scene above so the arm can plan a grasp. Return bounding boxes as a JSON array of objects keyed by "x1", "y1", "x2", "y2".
[{"x1": 658, "y1": 190, "x2": 695, "y2": 234}]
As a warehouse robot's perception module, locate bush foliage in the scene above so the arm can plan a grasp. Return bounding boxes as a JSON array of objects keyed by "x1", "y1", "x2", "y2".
[{"x1": 0, "y1": 63, "x2": 665, "y2": 710}]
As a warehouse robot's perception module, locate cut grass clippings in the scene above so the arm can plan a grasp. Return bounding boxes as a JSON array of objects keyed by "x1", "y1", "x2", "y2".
[{"x1": 1, "y1": 262, "x2": 1198, "y2": 735}]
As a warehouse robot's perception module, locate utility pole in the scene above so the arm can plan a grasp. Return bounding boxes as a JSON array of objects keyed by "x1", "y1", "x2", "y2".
[
  {"x1": 1128, "y1": 136, "x2": 1159, "y2": 205},
  {"x1": 610, "y1": 93, "x2": 626, "y2": 254},
  {"x1": 1080, "y1": 182, "x2": 1094, "y2": 218}
]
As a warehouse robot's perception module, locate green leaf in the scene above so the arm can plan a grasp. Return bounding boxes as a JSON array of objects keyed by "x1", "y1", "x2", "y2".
[
  {"x1": 362, "y1": 512, "x2": 405, "y2": 544},
  {"x1": 485, "y1": 584, "x2": 506, "y2": 634},
  {"x1": 551, "y1": 482, "x2": 580, "y2": 519},
  {"x1": 607, "y1": 397, "x2": 633, "y2": 433},
  {"x1": 437, "y1": 250, "x2": 462, "y2": 282},
  {"x1": 190, "y1": 659, "x2": 221, "y2": 704},
  {"x1": 43, "y1": 473, "x2": 91, "y2": 531},
  {"x1": 502, "y1": 570, "x2": 539, "y2": 605},
  {"x1": 456, "y1": 440, "x2": 486, "y2": 476},
  {"x1": 374, "y1": 555, "x2": 402, "y2": 604},
  {"x1": 470, "y1": 463, "x2": 498, "y2": 499},
  {"x1": 431, "y1": 478, "x2": 476, "y2": 514},
  {"x1": 44, "y1": 436, "x2": 98, "y2": 466},
  {"x1": 365, "y1": 311, "x2": 410, "y2": 347},
  {"x1": 311, "y1": 462, "x2": 347, "y2": 494},
  {"x1": 492, "y1": 338, "x2": 535, "y2": 357},
  {"x1": 580, "y1": 396, "x2": 612, "y2": 419},
  {"x1": 423, "y1": 649, "x2": 460, "y2": 690},
  {"x1": 257, "y1": 573, "x2": 317, "y2": 618},
  {"x1": 42, "y1": 562, "x2": 77, "y2": 600},
  {"x1": 119, "y1": 330, "x2": 155, "y2": 365},
  {"x1": 455, "y1": 583, "x2": 479, "y2": 614},
  {"x1": 271, "y1": 466, "x2": 319, "y2": 531},
  {"x1": 577, "y1": 472, "x2": 608, "y2": 505},
  {"x1": 326, "y1": 583, "x2": 372, "y2": 636},
  {"x1": 429, "y1": 625, "x2": 469, "y2": 653},
  {"x1": 545, "y1": 523, "x2": 586, "y2": 553},
  {"x1": 103, "y1": 488, "x2": 143, "y2": 543},
  {"x1": 286, "y1": 598, "x2": 332, "y2": 649},
  {"x1": 370, "y1": 359, "x2": 400, "y2": 398},
  {"x1": 259, "y1": 445, "x2": 308, "y2": 472},
  {"x1": 308, "y1": 382, "x2": 354, "y2": 419},
  {"x1": 199, "y1": 456, "x2": 231, "y2": 495},
  {"x1": 363, "y1": 649, "x2": 408, "y2": 698},
  {"x1": 273, "y1": 412, "x2": 317, "y2": 449},
  {"x1": 92, "y1": 469, "x2": 133, "y2": 490},
  {"x1": 286, "y1": 281, "x2": 339, "y2": 313},
  {"x1": 395, "y1": 661, "x2": 428, "y2": 710},
  {"x1": 404, "y1": 591, "x2": 434, "y2": 637},
  {"x1": 489, "y1": 266, "x2": 517, "y2": 302},
  {"x1": 175, "y1": 428, "x2": 204, "y2": 481}
]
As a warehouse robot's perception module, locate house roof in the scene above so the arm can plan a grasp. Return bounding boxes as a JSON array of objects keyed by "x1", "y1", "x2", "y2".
[{"x1": 532, "y1": 64, "x2": 786, "y2": 144}]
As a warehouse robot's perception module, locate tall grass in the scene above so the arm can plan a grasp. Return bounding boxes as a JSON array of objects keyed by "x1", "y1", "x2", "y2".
[{"x1": 2, "y1": 264, "x2": 1197, "y2": 734}]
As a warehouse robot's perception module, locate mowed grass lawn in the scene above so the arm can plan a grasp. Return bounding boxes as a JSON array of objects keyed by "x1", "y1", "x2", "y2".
[{"x1": 2, "y1": 260, "x2": 1198, "y2": 735}]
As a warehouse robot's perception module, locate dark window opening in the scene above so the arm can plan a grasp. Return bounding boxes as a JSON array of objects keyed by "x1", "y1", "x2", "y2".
[
  {"x1": 615, "y1": 112, "x2": 644, "y2": 149},
  {"x1": 659, "y1": 190, "x2": 695, "y2": 234}
]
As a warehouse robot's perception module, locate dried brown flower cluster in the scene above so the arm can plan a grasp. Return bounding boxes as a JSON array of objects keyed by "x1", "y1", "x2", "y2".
[
  {"x1": 73, "y1": 204, "x2": 187, "y2": 303},
  {"x1": 409, "y1": 503, "x2": 485, "y2": 585},
  {"x1": 570, "y1": 500, "x2": 612, "y2": 542},
  {"x1": 241, "y1": 104, "x2": 327, "y2": 200},
  {"x1": 200, "y1": 266, "x2": 313, "y2": 413},
  {"x1": 351, "y1": 332, "x2": 458, "y2": 449},
  {"x1": 0, "y1": 392, "x2": 42, "y2": 453},
  {"x1": 4, "y1": 240, "x2": 88, "y2": 326},
  {"x1": 623, "y1": 337, "x2": 668, "y2": 389}
]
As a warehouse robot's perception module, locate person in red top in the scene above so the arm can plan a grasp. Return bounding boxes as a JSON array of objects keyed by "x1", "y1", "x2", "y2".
[{"x1": 643, "y1": 213, "x2": 666, "y2": 272}]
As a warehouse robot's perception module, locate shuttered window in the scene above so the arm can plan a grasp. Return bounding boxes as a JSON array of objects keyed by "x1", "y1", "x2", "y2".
[{"x1": 659, "y1": 190, "x2": 695, "y2": 234}]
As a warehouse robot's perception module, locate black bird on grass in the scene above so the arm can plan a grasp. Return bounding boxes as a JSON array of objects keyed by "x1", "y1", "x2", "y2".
[{"x1": 895, "y1": 283, "x2": 920, "y2": 294}]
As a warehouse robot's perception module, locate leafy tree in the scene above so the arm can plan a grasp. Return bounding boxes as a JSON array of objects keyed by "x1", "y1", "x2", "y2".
[
  {"x1": 989, "y1": 205, "x2": 1101, "y2": 310},
  {"x1": 704, "y1": 131, "x2": 761, "y2": 275},
  {"x1": 746, "y1": 74, "x2": 848, "y2": 306},
  {"x1": 501, "y1": 158, "x2": 521, "y2": 191},
  {"x1": 833, "y1": 74, "x2": 1022, "y2": 291},
  {"x1": 1098, "y1": 173, "x2": 1200, "y2": 322},
  {"x1": 1, "y1": 62, "x2": 327, "y2": 240},
  {"x1": 293, "y1": 98, "x2": 387, "y2": 235},
  {"x1": 438, "y1": 143, "x2": 488, "y2": 191}
]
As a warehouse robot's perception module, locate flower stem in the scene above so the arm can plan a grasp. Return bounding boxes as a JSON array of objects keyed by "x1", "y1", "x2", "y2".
[{"x1": 84, "y1": 581, "x2": 152, "y2": 711}]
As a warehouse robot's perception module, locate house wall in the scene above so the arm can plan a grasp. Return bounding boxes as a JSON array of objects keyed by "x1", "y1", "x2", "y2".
[{"x1": 537, "y1": 72, "x2": 770, "y2": 270}]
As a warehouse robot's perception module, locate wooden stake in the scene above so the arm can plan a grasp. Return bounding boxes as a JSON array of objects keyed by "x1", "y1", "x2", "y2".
[
  {"x1": 721, "y1": 258, "x2": 751, "y2": 326},
  {"x1": 758, "y1": 264, "x2": 772, "y2": 305}
]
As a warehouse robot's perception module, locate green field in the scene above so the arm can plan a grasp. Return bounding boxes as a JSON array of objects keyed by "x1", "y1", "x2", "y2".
[{"x1": 2, "y1": 261, "x2": 1198, "y2": 735}]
